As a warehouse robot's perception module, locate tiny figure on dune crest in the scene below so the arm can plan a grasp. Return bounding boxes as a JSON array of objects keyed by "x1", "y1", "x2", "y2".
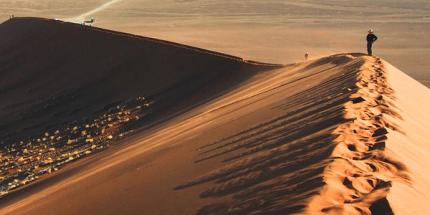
[
  {"x1": 366, "y1": 29, "x2": 378, "y2": 56},
  {"x1": 83, "y1": 17, "x2": 96, "y2": 26},
  {"x1": 305, "y1": 52, "x2": 309, "y2": 61}
]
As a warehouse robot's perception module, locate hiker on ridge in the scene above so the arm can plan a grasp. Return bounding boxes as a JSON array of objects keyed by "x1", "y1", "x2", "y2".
[{"x1": 366, "y1": 29, "x2": 378, "y2": 56}]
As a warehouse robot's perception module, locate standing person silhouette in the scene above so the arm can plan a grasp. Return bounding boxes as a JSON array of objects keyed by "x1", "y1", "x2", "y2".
[{"x1": 367, "y1": 29, "x2": 378, "y2": 56}]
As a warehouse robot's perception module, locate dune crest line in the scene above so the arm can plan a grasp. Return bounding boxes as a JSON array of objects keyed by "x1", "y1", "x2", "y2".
[{"x1": 306, "y1": 57, "x2": 410, "y2": 214}]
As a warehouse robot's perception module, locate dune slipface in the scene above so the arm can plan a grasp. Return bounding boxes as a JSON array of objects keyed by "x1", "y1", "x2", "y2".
[
  {"x1": 0, "y1": 18, "x2": 429, "y2": 215},
  {"x1": 0, "y1": 17, "x2": 278, "y2": 201},
  {"x1": 0, "y1": 17, "x2": 276, "y2": 144}
]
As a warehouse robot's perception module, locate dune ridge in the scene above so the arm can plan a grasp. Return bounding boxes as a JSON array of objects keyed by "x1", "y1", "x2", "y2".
[
  {"x1": 0, "y1": 52, "x2": 425, "y2": 215},
  {"x1": 171, "y1": 54, "x2": 370, "y2": 214},
  {"x1": 169, "y1": 55, "x2": 418, "y2": 215},
  {"x1": 307, "y1": 57, "x2": 410, "y2": 214}
]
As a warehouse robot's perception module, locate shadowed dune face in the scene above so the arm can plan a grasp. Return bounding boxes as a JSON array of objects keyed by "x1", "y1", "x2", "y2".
[
  {"x1": 0, "y1": 51, "x2": 370, "y2": 214},
  {"x1": 0, "y1": 18, "x2": 275, "y2": 145},
  {"x1": 0, "y1": 47, "x2": 423, "y2": 214},
  {"x1": 0, "y1": 18, "x2": 283, "y2": 199}
]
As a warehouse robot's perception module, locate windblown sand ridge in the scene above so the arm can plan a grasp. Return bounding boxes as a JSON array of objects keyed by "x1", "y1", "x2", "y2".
[{"x1": 0, "y1": 18, "x2": 429, "y2": 215}]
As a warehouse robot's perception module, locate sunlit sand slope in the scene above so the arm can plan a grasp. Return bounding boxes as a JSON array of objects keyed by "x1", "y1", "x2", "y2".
[{"x1": 383, "y1": 61, "x2": 430, "y2": 215}]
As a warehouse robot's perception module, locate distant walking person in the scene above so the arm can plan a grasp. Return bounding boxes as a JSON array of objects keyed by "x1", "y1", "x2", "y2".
[
  {"x1": 366, "y1": 29, "x2": 378, "y2": 56},
  {"x1": 305, "y1": 52, "x2": 309, "y2": 61}
]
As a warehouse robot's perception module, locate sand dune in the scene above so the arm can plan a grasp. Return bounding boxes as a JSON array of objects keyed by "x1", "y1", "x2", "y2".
[
  {"x1": 0, "y1": 17, "x2": 277, "y2": 202},
  {"x1": 0, "y1": 17, "x2": 275, "y2": 145},
  {"x1": 0, "y1": 18, "x2": 429, "y2": 215}
]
